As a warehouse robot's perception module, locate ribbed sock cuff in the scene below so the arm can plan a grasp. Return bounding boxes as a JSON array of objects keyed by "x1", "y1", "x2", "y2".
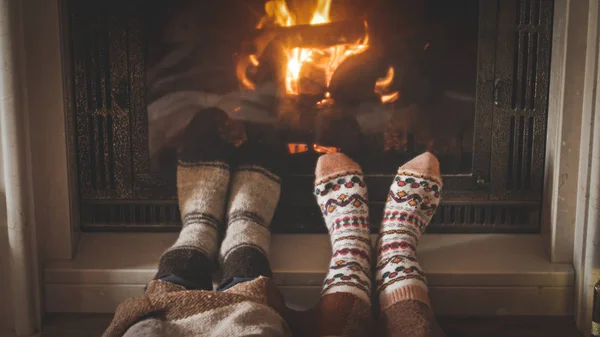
[{"x1": 380, "y1": 284, "x2": 430, "y2": 310}]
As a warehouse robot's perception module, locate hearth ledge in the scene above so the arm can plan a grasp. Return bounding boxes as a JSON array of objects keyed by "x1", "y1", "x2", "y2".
[{"x1": 44, "y1": 232, "x2": 574, "y2": 316}]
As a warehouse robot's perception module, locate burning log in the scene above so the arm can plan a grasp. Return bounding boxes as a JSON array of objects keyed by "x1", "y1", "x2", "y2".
[{"x1": 244, "y1": 20, "x2": 367, "y2": 52}]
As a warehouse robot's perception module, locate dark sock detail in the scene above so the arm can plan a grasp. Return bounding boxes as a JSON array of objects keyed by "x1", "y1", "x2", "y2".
[
  {"x1": 178, "y1": 108, "x2": 236, "y2": 163},
  {"x1": 181, "y1": 211, "x2": 221, "y2": 230},
  {"x1": 227, "y1": 210, "x2": 268, "y2": 229},
  {"x1": 154, "y1": 248, "x2": 213, "y2": 290},
  {"x1": 177, "y1": 161, "x2": 230, "y2": 169},
  {"x1": 234, "y1": 140, "x2": 285, "y2": 177},
  {"x1": 315, "y1": 293, "x2": 373, "y2": 337},
  {"x1": 379, "y1": 300, "x2": 445, "y2": 337},
  {"x1": 219, "y1": 247, "x2": 272, "y2": 288}
]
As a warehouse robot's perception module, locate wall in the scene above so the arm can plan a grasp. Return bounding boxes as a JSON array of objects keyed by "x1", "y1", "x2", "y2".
[
  {"x1": 541, "y1": 0, "x2": 589, "y2": 263},
  {"x1": 23, "y1": 0, "x2": 76, "y2": 262},
  {"x1": 573, "y1": 0, "x2": 600, "y2": 332},
  {"x1": 0, "y1": 120, "x2": 14, "y2": 334}
]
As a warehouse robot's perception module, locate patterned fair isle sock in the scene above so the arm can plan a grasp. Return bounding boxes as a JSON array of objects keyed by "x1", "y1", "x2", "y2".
[
  {"x1": 312, "y1": 153, "x2": 373, "y2": 337},
  {"x1": 315, "y1": 153, "x2": 372, "y2": 304},
  {"x1": 377, "y1": 152, "x2": 442, "y2": 308},
  {"x1": 218, "y1": 143, "x2": 281, "y2": 289},
  {"x1": 377, "y1": 152, "x2": 446, "y2": 337},
  {"x1": 153, "y1": 108, "x2": 235, "y2": 291}
]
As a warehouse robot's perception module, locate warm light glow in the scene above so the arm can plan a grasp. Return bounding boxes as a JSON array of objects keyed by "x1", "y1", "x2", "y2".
[
  {"x1": 374, "y1": 66, "x2": 399, "y2": 103},
  {"x1": 313, "y1": 144, "x2": 340, "y2": 154},
  {"x1": 258, "y1": 0, "x2": 370, "y2": 96},
  {"x1": 249, "y1": 54, "x2": 260, "y2": 67},
  {"x1": 380, "y1": 92, "x2": 399, "y2": 103},
  {"x1": 376, "y1": 67, "x2": 394, "y2": 88},
  {"x1": 287, "y1": 143, "x2": 309, "y2": 154}
]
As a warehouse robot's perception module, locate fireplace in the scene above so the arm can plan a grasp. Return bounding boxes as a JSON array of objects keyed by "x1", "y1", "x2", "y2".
[{"x1": 67, "y1": 0, "x2": 553, "y2": 233}]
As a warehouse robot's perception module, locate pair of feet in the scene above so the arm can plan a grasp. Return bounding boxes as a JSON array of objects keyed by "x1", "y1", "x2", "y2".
[
  {"x1": 154, "y1": 109, "x2": 282, "y2": 290},
  {"x1": 157, "y1": 108, "x2": 442, "y2": 312},
  {"x1": 314, "y1": 152, "x2": 442, "y2": 312}
]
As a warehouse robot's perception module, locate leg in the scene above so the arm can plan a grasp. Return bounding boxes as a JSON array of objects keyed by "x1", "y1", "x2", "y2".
[
  {"x1": 218, "y1": 141, "x2": 281, "y2": 290},
  {"x1": 313, "y1": 153, "x2": 373, "y2": 337},
  {"x1": 153, "y1": 108, "x2": 235, "y2": 291},
  {"x1": 376, "y1": 152, "x2": 445, "y2": 337}
]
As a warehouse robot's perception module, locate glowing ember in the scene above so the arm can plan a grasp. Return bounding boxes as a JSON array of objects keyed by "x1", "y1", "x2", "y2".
[
  {"x1": 287, "y1": 143, "x2": 309, "y2": 154},
  {"x1": 287, "y1": 143, "x2": 340, "y2": 154},
  {"x1": 249, "y1": 54, "x2": 260, "y2": 67},
  {"x1": 313, "y1": 144, "x2": 341, "y2": 154},
  {"x1": 255, "y1": 0, "x2": 369, "y2": 96},
  {"x1": 375, "y1": 66, "x2": 399, "y2": 103}
]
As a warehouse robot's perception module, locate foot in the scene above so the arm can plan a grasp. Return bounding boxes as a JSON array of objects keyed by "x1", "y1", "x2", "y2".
[
  {"x1": 376, "y1": 152, "x2": 442, "y2": 309},
  {"x1": 154, "y1": 108, "x2": 235, "y2": 290},
  {"x1": 314, "y1": 153, "x2": 372, "y2": 305},
  {"x1": 219, "y1": 141, "x2": 281, "y2": 289}
]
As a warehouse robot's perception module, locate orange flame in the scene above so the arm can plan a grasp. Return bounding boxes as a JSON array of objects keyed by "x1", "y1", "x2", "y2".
[
  {"x1": 286, "y1": 143, "x2": 340, "y2": 154},
  {"x1": 287, "y1": 143, "x2": 309, "y2": 154},
  {"x1": 313, "y1": 144, "x2": 340, "y2": 154},
  {"x1": 257, "y1": 0, "x2": 369, "y2": 96},
  {"x1": 375, "y1": 66, "x2": 399, "y2": 103}
]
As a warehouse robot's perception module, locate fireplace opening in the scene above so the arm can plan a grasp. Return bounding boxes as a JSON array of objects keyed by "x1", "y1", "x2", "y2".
[
  {"x1": 67, "y1": 0, "x2": 554, "y2": 233},
  {"x1": 147, "y1": 0, "x2": 478, "y2": 176}
]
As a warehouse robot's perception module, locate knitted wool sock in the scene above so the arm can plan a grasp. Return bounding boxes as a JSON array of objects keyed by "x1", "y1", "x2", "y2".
[
  {"x1": 153, "y1": 108, "x2": 235, "y2": 290},
  {"x1": 314, "y1": 153, "x2": 372, "y2": 305},
  {"x1": 219, "y1": 143, "x2": 281, "y2": 288},
  {"x1": 376, "y1": 152, "x2": 442, "y2": 310}
]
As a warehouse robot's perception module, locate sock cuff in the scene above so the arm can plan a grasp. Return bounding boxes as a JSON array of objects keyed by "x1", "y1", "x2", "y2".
[
  {"x1": 322, "y1": 284, "x2": 372, "y2": 306},
  {"x1": 379, "y1": 284, "x2": 430, "y2": 310}
]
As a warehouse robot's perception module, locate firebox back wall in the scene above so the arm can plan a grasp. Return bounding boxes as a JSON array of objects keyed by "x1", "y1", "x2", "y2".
[{"x1": 67, "y1": 0, "x2": 554, "y2": 233}]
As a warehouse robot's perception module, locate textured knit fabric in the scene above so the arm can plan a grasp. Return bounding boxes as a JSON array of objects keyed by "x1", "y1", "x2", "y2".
[
  {"x1": 376, "y1": 152, "x2": 442, "y2": 308},
  {"x1": 104, "y1": 111, "x2": 291, "y2": 336},
  {"x1": 154, "y1": 108, "x2": 234, "y2": 290},
  {"x1": 379, "y1": 300, "x2": 445, "y2": 337},
  {"x1": 104, "y1": 276, "x2": 291, "y2": 337},
  {"x1": 314, "y1": 153, "x2": 372, "y2": 305},
  {"x1": 377, "y1": 152, "x2": 445, "y2": 337},
  {"x1": 219, "y1": 142, "x2": 281, "y2": 287},
  {"x1": 311, "y1": 153, "x2": 373, "y2": 337}
]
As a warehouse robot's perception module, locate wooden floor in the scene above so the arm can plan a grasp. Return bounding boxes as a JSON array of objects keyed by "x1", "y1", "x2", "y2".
[{"x1": 42, "y1": 314, "x2": 582, "y2": 337}]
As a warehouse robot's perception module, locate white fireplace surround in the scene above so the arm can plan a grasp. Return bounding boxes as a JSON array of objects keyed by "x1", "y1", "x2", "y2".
[{"x1": 1, "y1": 0, "x2": 600, "y2": 336}]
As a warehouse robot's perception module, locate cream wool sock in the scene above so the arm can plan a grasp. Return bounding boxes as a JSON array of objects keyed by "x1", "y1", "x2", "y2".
[
  {"x1": 154, "y1": 108, "x2": 234, "y2": 290},
  {"x1": 219, "y1": 143, "x2": 282, "y2": 286},
  {"x1": 376, "y1": 152, "x2": 443, "y2": 309}
]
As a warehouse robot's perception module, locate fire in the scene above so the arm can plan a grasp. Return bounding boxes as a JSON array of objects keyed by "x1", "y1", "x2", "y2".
[
  {"x1": 286, "y1": 143, "x2": 340, "y2": 154},
  {"x1": 375, "y1": 66, "x2": 399, "y2": 103},
  {"x1": 256, "y1": 0, "x2": 370, "y2": 96},
  {"x1": 287, "y1": 143, "x2": 309, "y2": 154},
  {"x1": 313, "y1": 144, "x2": 340, "y2": 154}
]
